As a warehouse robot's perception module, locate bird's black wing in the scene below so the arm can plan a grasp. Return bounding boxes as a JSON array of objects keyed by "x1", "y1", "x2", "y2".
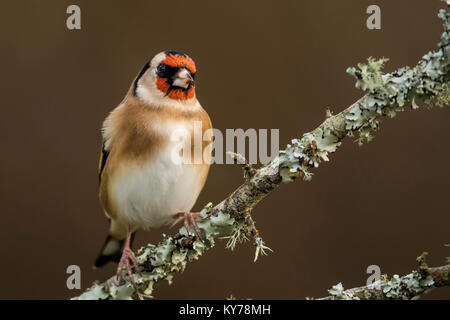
[{"x1": 98, "y1": 141, "x2": 109, "y2": 184}]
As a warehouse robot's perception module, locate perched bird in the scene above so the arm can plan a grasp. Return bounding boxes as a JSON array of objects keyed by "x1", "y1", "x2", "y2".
[{"x1": 94, "y1": 51, "x2": 212, "y2": 283}]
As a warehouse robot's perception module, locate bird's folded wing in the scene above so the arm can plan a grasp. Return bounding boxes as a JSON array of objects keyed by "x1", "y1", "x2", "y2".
[{"x1": 98, "y1": 141, "x2": 110, "y2": 184}]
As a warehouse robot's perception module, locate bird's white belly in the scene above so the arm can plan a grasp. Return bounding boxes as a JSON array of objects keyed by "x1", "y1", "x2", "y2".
[{"x1": 111, "y1": 147, "x2": 204, "y2": 229}]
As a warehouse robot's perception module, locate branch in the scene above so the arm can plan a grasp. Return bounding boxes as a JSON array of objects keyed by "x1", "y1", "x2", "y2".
[
  {"x1": 319, "y1": 253, "x2": 450, "y2": 300},
  {"x1": 74, "y1": 3, "x2": 450, "y2": 300}
]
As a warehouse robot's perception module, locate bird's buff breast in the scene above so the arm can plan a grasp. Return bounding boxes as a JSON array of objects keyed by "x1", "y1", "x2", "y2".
[{"x1": 109, "y1": 145, "x2": 208, "y2": 230}]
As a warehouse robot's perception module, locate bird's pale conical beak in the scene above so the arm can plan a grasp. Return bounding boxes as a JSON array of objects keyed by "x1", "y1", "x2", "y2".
[{"x1": 172, "y1": 68, "x2": 194, "y2": 89}]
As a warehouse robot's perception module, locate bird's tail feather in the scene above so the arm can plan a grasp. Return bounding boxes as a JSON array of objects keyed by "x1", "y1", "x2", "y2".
[{"x1": 93, "y1": 233, "x2": 135, "y2": 268}]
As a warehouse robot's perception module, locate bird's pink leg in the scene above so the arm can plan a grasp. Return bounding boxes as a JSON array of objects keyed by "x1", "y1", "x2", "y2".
[
  {"x1": 116, "y1": 231, "x2": 142, "y2": 286},
  {"x1": 177, "y1": 212, "x2": 203, "y2": 238}
]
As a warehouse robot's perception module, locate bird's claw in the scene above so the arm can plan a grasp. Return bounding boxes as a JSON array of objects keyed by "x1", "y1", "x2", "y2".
[
  {"x1": 116, "y1": 247, "x2": 142, "y2": 286},
  {"x1": 178, "y1": 212, "x2": 203, "y2": 239}
]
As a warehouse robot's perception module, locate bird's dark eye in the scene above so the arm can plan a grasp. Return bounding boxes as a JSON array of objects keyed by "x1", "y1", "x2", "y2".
[{"x1": 157, "y1": 64, "x2": 166, "y2": 74}]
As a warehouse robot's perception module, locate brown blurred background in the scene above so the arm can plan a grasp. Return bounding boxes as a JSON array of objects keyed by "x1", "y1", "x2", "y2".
[{"x1": 0, "y1": 0, "x2": 449, "y2": 300}]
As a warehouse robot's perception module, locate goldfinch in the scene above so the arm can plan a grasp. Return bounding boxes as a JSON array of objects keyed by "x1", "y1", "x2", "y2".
[{"x1": 94, "y1": 51, "x2": 212, "y2": 283}]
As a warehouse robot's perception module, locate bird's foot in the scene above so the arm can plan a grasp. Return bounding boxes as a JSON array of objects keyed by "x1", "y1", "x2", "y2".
[
  {"x1": 116, "y1": 246, "x2": 142, "y2": 286},
  {"x1": 177, "y1": 212, "x2": 203, "y2": 238}
]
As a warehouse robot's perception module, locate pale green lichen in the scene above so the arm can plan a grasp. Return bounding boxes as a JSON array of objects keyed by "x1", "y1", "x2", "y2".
[
  {"x1": 326, "y1": 270, "x2": 437, "y2": 300},
  {"x1": 109, "y1": 283, "x2": 135, "y2": 300},
  {"x1": 347, "y1": 57, "x2": 390, "y2": 92},
  {"x1": 223, "y1": 224, "x2": 249, "y2": 251},
  {"x1": 75, "y1": 283, "x2": 109, "y2": 300},
  {"x1": 277, "y1": 7, "x2": 449, "y2": 183},
  {"x1": 74, "y1": 203, "x2": 247, "y2": 300},
  {"x1": 323, "y1": 252, "x2": 447, "y2": 300},
  {"x1": 431, "y1": 82, "x2": 450, "y2": 107},
  {"x1": 328, "y1": 283, "x2": 360, "y2": 300},
  {"x1": 382, "y1": 271, "x2": 435, "y2": 300}
]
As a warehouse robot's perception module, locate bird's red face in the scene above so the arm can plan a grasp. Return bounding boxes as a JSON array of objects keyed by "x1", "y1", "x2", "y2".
[{"x1": 155, "y1": 51, "x2": 196, "y2": 100}]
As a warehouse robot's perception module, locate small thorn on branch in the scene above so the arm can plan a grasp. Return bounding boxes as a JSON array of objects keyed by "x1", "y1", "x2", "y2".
[
  {"x1": 227, "y1": 152, "x2": 257, "y2": 180},
  {"x1": 417, "y1": 252, "x2": 430, "y2": 272}
]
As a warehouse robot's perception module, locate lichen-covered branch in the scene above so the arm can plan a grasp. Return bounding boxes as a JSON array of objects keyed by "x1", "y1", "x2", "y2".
[
  {"x1": 75, "y1": 3, "x2": 450, "y2": 300},
  {"x1": 320, "y1": 253, "x2": 450, "y2": 300}
]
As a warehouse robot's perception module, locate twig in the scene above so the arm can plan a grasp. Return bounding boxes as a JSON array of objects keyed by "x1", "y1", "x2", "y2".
[
  {"x1": 227, "y1": 151, "x2": 257, "y2": 179},
  {"x1": 319, "y1": 253, "x2": 450, "y2": 300}
]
